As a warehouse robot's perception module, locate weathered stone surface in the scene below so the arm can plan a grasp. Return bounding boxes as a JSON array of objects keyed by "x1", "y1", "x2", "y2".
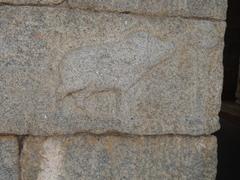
[
  {"x1": 0, "y1": 6, "x2": 225, "y2": 135},
  {"x1": 21, "y1": 135, "x2": 217, "y2": 180},
  {"x1": 0, "y1": 137, "x2": 19, "y2": 180},
  {"x1": 68, "y1": 0, "x2": 227, "y2": 20},
  {"x1": 0, "y1": 0, "x2": 64, "y2": 5},
  {"x1": 0, "y1": 0, "x2": 227, "y2": 20}
]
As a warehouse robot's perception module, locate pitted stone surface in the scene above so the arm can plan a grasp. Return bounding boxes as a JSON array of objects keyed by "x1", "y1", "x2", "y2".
[
  {"x1": 21, "y1": 135, "x2": 217, "y2": 180},
  {"x1": 0, "y1": 0, "x2": 64, "y2": 5},
  {"x1": 67, "y1": 0, "x2": 227, "y2": 20},
  {"x1": 0, "y1": 137, "x2": 19, "y2": 180},
  {"x1": 0, "y1": 0, "x2": 227, "y2": 20},
  {"x1": 0, "y1": 6, "x2": 225, "y2": 135}
]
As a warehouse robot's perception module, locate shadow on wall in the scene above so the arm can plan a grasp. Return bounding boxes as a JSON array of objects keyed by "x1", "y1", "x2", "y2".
[{"x1": 216, "y1": 0, "x2": 240, "y2": 179}]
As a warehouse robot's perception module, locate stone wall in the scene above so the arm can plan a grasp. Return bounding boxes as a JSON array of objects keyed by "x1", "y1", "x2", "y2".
[{"x1": 0, "y1": 0, "x2": 227, "y2": 179}]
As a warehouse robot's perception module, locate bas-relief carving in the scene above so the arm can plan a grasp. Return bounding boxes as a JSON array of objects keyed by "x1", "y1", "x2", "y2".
[
  {"x1": 57, "y1": 32, "x2": 184, "y2": 122},
  {"x1": 0, "y1": 6, "x2": 225, "y2": 135}
]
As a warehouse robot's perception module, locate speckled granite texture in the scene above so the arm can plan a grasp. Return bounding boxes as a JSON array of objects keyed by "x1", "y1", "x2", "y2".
[
  {"x1": 0, "y1": 0, "x2": 227, "y2": 179},
  {"x1": 0, "y1": 137, "x2": 19, "y2": 180},
  {"x1": 0, "y1": 6, "x2": 225, "y2": 135},
  {"x1": 21, "y1": 135, "x2": 217, "y2": 180}
]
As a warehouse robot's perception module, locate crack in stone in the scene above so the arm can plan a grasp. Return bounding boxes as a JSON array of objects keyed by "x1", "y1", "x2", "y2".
[
  {"x1": 17, "y1": 135, "x2": 28, "y2": 180},
  {"x1": 0, "y1": 1, "x2": 225, "y2": 22},
  {"x1": 13, "y1": 133, "x2": 209, "y2": 139}
]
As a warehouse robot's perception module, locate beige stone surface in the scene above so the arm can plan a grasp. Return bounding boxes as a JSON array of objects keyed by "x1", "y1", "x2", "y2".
[
  {"x1": 0, "y1": 0, "x2": 64, "y2": 5},
  {"x1": 21, "y1": 135, "x2": 217, "y2": 180},
  {"x1": 0, "y1": 0, "x2": 227, "y2": 20},
  {"x1": 0, "y1": 137, "x2": 19, "y2": 180},
  {"x1": 0, "y1": 6, "x2": 225, "y2": 135},
  {"x1": 68, "y1": 0, "x2": 227, "y2": 20}
]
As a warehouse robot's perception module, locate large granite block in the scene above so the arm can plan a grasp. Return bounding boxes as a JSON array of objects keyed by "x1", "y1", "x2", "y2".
[
  {"x1": 21, "y1": 135, "x2": 217, "y2": 180},
  {"x1": 0, "y1": 6, "x2": 225, "y2": 135},
  {"x1": 0, "y1": 137, "x2": 19, "y2": 180}
]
